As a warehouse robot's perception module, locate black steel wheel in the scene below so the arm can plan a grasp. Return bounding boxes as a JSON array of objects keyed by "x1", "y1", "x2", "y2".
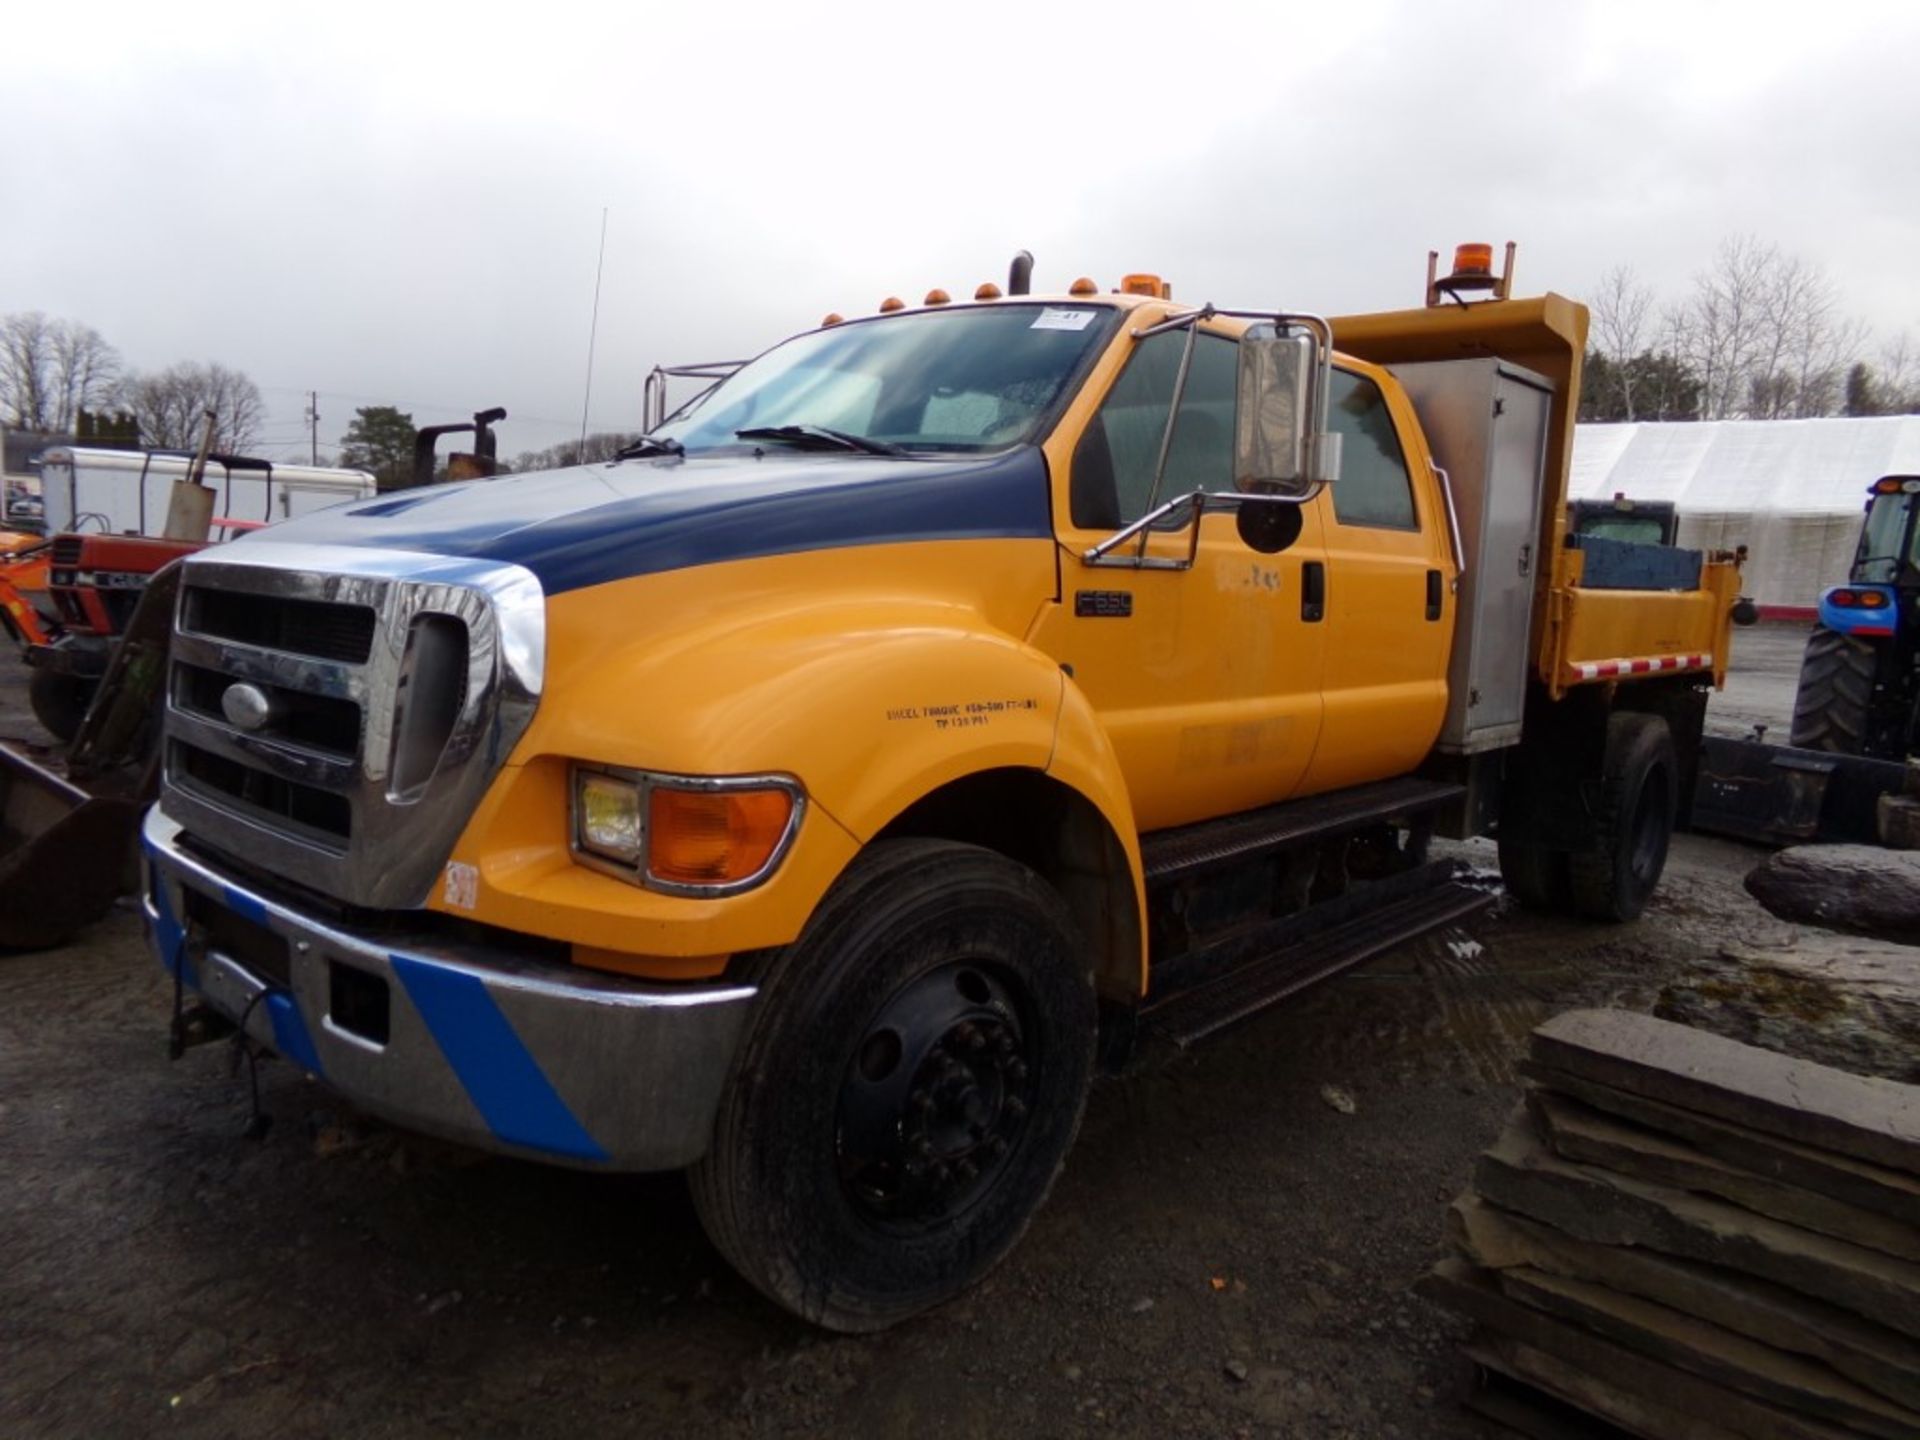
[
  {"x1": 690, "y1": 838, "x2": 1096, "y2": 1332},
  {"x1": 1789, "y1": 626, "x2": 1878, "y2": 755},
  {"x1": 1567, "y1": 713, "x2": 1677, "y2": 923}
]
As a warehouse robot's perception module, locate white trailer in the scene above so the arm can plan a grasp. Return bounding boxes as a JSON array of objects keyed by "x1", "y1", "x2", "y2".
[{"x1": 35, "y1": 448, "x2": 376, "y2": 539}]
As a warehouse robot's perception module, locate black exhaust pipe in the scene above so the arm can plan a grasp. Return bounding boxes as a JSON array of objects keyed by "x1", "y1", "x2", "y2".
[{"x1": 1008, "y1": 250, "x2": 1034, "y2": 296}]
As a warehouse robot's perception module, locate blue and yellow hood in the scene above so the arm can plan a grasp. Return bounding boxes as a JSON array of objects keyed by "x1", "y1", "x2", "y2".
[{"x1": 237, "y1": 445, "x2": 1055, "y2": 593}]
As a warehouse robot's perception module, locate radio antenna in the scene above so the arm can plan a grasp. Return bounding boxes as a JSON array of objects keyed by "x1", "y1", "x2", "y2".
[{"x1": 577, "y1": 207, "x2": 609, "y2": 455}]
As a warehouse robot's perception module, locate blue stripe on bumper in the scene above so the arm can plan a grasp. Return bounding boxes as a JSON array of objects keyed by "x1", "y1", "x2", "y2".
[{"x1": 391, "y1": 954, "x2": 610, "y2": 1163}]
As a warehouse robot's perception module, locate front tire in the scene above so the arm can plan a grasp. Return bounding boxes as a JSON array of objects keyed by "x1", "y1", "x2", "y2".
[
  {"x1": 690, "y1": 839, "x2": 1097, "y2": 1332},
  {"x1": 1789, "y1": 627, "x2": 1878, "y2": 755}
]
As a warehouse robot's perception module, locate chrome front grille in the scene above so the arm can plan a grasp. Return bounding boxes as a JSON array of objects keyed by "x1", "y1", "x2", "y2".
[{"x1": 161, "y1": 544, "x2": 545, "y2": 909}]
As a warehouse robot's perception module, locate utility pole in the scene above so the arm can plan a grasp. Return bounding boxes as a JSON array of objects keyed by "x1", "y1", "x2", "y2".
[{"x1": 305, "y1": 391, "x2": 320, "y2": 465}]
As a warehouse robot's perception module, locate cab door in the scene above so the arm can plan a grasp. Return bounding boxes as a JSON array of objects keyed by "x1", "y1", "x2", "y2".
[
  {"x1": 1297, "y1": 365, "x2": 1453, "y2": 794},
  {"x1": 1030, "y1": 320, "x2": 1328, "y2": 834}
]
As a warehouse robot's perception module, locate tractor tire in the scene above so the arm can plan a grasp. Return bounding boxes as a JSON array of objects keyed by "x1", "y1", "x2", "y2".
[
  {"x1": 690, "y1": 838, "x2": 1097, "y2": 1333},
  {"x1": 1567, "y1": 712, "x2": 1678, "y2": 923},
  {"x1": 1789, "y1": 627, "x2": 1878, "y2": 755},
  {"x1": 28, "y1": 666, "x2": 94, "y2": 744}
]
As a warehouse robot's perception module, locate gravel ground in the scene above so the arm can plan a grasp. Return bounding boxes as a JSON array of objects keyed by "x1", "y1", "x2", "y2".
[{"x1": 0, "y1": 633, "x2": 1809, "y2": 1439}]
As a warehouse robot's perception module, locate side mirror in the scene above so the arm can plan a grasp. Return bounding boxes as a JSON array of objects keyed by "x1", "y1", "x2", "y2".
[{"x1": 1233, "y1": 328, "x2": 1340, "y2": 496}]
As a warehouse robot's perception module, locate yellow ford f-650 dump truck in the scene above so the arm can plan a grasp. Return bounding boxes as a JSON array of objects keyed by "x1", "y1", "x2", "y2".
[{"x1": 143, "y1": 246, "x2": 1740, "y2": 1330}]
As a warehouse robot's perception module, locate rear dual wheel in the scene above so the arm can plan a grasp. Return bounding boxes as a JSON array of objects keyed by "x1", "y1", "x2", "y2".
[
  {"x1": 1498, "y1": 712, "x2": 1676, "y2": 923},
  {"x1": 690, "y1": 839, "x2": 1096, "y2": 1332}
]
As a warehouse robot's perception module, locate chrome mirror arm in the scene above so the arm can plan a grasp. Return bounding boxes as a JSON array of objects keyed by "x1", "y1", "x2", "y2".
[{"x1": 1079, "y1": 487, "x2": 1324, "y2": 571}]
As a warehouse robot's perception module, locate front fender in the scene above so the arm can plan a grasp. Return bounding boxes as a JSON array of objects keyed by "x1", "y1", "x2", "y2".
[{"x1": 439, "y1": 541, "x2": 1150, "y2": 964}]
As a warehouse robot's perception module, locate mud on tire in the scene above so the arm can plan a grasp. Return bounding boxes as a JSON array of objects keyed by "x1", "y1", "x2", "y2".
[{"x1": 689, "y1": 838, "x2": 1097, "y2": 1332}]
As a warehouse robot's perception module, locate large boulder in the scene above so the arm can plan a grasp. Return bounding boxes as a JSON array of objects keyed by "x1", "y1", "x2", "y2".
[{"x1": 1745, "y1": 845, "x2": 1920, "y2": 941}]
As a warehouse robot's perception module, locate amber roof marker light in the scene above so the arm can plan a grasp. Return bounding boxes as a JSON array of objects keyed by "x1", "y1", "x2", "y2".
[{"x1": 1426, "y1": 241, "x2": 1517, "y2": 308}]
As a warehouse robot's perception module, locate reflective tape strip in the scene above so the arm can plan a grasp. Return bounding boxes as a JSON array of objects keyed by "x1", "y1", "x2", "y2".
[{"x1": 1565, "y1": 652, "x2": 1712, "y2": 682}]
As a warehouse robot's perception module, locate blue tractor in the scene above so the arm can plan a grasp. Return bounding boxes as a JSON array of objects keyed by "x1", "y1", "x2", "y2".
[{"x1": 1789, "y1": 475, "x2": 1920, "y2": 758}]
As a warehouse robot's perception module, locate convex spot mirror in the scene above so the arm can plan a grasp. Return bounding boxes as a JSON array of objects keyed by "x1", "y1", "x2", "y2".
[{"x1": 1233, "y1": 328, "x2": 1341, "y2": 496}]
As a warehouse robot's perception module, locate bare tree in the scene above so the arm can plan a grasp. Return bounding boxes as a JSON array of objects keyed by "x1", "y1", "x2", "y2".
[
  {"x1": 49, "y1": 322, "x2": 121, "y2": 432},
  {"x1": 127, "y1": 362, "x2": 267, "y2": 452},
  {"x1": 1590, "y1": 266, "x2": 1655, "y2": 420},
  {"x1": 1667, "y1": 237, "x2": 1869, "y2": 420},
  {"x1": 0, "y1": 312, "x2": 57, "y2": 430},
  {"x1": 1673, "y1": 236, "x2": 1777, "y2": 420},
  {"x1": 1876, "y1": 333, "x2": 1920, "y2": 412},
  {"x1": 0, "y1": 312, "x2": 123, "y2": 432}
]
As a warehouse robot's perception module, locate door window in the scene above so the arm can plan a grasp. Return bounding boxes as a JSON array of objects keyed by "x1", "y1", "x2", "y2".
[
  {"x1": 1071, "y1": 330, "x2": 1237, "y2": 529},
  {"x1": 1327, "y1": 369, "x2": 1417, "y2": 530}
]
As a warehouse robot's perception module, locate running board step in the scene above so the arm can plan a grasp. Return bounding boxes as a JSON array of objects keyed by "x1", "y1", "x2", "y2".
[
  {"x1": 1139, "y1": 775, "x2": 1464, "y2": 886},
  {"x1": 1140, "y1": 880, "x2": 1493, "y2": 1049}
]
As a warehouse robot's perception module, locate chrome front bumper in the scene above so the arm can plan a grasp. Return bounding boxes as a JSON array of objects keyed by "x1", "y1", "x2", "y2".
[{"x1": 141, "y1": 806, "x2": 757, "y2": 1171}]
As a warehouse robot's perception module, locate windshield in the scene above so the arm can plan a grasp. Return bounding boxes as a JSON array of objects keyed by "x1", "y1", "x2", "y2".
[
  {"x1": 1856, "y1": 493, "x2": 1917, "y2": 583},
  {"x1": 653, "y1": 304, "x2": 1117, "y2": 455}
]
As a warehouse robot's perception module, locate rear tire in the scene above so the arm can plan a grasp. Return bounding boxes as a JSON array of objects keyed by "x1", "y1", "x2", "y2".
[
  {"x1": 1497, "y1": 835, "x2": 1572, "y2": 912},
  {"x1": 1567, "y1": 713, "x2": 1677, "y2": 922},
  {"x1": 1789, "y1": 627, "x2": 1877, "y2": 755},
  {"x1": 28, "y1": 666, "x2": 93, "y2": 744},
  {"x1": 690, "y1": 839, "x2": 1097, "y2": 1332}
]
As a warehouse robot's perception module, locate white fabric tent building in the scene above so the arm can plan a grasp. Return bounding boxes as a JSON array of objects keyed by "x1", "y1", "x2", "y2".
[{"x1": 1569, "y1": 417, "x2": 1920, "y2": 614}]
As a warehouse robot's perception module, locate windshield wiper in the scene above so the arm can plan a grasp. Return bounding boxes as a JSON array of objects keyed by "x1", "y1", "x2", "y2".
[
  {"x1": 735, "y1": 424, "x2": 905, "y2": 456},
  {"x1": 613, "y1": 435, "x2": 684, "y2": 460}
]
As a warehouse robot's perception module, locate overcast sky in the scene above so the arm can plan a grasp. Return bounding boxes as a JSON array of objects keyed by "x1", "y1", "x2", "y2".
[{"x1": 6, "y1": 0, "x2": 1918, "y2": 463}]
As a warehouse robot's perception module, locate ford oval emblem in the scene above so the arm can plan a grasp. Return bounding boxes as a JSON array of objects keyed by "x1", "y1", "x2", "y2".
[{"x1": 221, "y1": 682, "x2": 275, "y2": 732}]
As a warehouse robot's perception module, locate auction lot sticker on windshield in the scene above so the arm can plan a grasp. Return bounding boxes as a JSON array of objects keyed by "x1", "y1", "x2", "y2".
[{"x1": 1030, "y1": 308, "x2": 1096, "y2": 331}]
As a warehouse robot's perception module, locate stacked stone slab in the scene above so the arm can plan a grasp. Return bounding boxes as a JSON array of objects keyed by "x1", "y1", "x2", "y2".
[{"x1": 1420, "y1": 1008, "x2": 1920, "y2": 1439}]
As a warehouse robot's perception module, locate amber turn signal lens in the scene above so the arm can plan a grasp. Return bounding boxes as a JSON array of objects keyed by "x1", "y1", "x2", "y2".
[
  {"x1": 648, "y1": 786, "x2": 794, "y2": 886},
  {"x1": 1861, "y1": 591, "x2": 1891, "y2": 608}
]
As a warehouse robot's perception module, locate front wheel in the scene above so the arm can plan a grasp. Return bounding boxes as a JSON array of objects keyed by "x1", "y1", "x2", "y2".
[{"x1": 690, "y1": 839, "x2": 1097, "y2": 1332}]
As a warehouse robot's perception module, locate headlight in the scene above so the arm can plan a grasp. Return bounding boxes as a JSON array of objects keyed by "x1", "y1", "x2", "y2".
[
  {"x1": 575, "y1": 769, "x2": 644, "y2": 864},
  {"x1": 570, "y1": 764, "x2": 803, "y2": 895}
]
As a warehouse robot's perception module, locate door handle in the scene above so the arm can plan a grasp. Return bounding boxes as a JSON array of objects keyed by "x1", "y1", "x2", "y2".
[
  {"x1": 1301, "y1": 561, "x2": 1325, "y2": 623},
  {"x1": 1426, "y1": 568, "x2": 1443, "y2": 621}
]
